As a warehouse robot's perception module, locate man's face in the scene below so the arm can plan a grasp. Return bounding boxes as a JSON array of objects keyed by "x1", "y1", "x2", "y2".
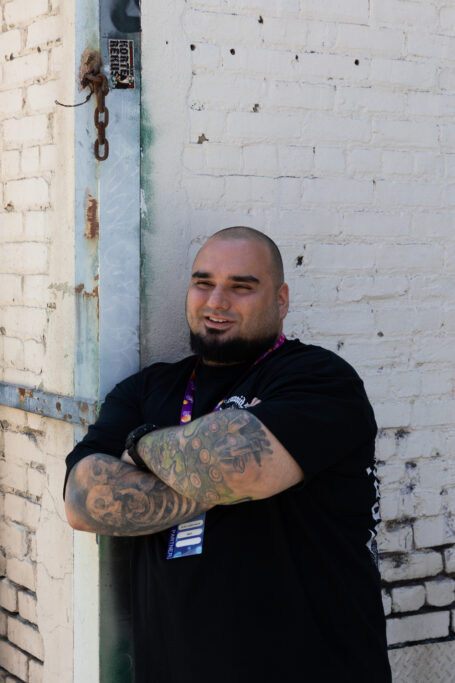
[{"x1": 186, "y1": 238, "x2": 289, "y2": 364}]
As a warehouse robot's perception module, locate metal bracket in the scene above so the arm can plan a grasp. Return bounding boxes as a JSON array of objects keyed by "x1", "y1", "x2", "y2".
[{"x1": 0, "y1": 382, "x2": 98, "y2": 425}]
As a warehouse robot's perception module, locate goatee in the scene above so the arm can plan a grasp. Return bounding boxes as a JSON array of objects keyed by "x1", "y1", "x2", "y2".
[{"x1": 190, "y1": 330, "x2": 280, "y2": 365}]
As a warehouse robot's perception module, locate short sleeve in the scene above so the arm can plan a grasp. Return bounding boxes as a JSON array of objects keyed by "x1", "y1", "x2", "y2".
[
  {"x1": 247, "y1": 348, "x2": 377, "y2": 481},
  {"x1": 63, "y1": 371, "x2": 143, "y2": 497}
]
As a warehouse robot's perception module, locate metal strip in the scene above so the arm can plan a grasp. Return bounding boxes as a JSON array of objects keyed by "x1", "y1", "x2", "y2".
[
  {"x1": 97, "y1": 4, "x2": 141, "y2": 683},
  {"x1": 0, "y1": 382, "x2": 98, "y2": 425},
  {"x1": 73, "y1": 2, "x2": 101, "y2": 682},
  {"x1": 70, "y1": 3, "x2": 142, "y2": 681},
  {"x1": 99, "y1": 3, "x2": 141, "y2": 397}
]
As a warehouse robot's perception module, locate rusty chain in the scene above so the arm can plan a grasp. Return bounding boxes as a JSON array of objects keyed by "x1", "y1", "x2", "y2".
[
  {"x1": 55, "y1": 48, "x2": 110, "y2": 163},
  {"x1": 86, "y1": 73, "x2": 110, "y2": 162}
]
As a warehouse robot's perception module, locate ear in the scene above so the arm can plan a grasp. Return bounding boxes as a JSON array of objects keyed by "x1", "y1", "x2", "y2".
[{"x1": 277, "y1": 283, "x2": 289, "y2": 321}]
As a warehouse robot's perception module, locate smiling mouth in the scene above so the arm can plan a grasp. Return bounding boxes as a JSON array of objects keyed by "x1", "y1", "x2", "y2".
[{"x1": 204, "y1": 316, "x2": 234, "y2": 328}]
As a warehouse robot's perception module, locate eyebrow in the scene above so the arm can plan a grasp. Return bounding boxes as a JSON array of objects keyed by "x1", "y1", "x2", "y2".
[{"x1": 192, "y1": 270, "x2": 260, "y2": 284}]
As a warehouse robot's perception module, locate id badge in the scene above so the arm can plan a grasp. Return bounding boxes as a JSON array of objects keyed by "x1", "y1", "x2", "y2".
[{"x1": 166, "y1": 513, "x2": 206, "y2": 559}]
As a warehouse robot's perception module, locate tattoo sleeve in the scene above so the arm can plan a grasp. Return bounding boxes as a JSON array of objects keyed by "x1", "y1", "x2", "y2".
[
  {"x1": 137, "y1": 410, "x2": 273, "y2": 505},
  {"x1": 65, "y1": 453, "x2": 211, "y2": 536}
]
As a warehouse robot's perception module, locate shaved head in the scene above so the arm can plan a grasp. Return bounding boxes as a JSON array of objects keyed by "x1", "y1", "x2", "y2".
[
  {"x1": 205, "y1": 226, "x2": 284, "y2": 288},
  {"x1": 187, "y1": 228, "x2": 289, "y2": 364}
]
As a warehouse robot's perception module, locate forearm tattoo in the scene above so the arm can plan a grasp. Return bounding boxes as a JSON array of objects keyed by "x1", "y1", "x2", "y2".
[
  {"x1": 137, "y1": 410, "x2": 273, "y2": 505},
  {"x1": 66, "y1": 453, "x2": 210, "y2": 536}
]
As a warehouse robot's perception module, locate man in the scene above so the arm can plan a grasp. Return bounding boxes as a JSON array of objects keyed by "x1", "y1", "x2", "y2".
[{"x1": 64, "y1": 226, "x2": 391, "y2": 682}]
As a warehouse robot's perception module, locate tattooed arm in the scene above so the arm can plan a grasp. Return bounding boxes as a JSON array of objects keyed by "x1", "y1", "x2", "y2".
[
  {"x1": 136, "y1": 409, "x2": 303, "y2": 506},
  {"x1": 64, "y1": 453, "x2": 212, "y2": 536},
  {"x1": 65, "y1": 410, "x2": 301, "y2": 533}
]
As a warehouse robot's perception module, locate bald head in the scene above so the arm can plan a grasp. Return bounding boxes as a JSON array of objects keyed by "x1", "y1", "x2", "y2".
[
  {"x1": 205, "y1": 226, "x2": 284, "y2": 288},
  {"x1": 187, "y1": 227, "x2": 289, "y2": 364}
]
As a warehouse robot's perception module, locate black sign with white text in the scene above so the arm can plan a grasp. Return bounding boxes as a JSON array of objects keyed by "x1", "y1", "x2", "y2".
[{"x1": 109, "y1": 39, "x2": 135, "y2": 89}]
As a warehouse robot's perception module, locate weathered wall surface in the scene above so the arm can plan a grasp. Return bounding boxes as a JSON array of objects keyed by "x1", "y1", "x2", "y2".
[
  {"x1": 0, "y1": 0, "x2": 75, "y2": 681},
  {"x1": 141, "y1": 0, "x2": 455, "y2": 674}
]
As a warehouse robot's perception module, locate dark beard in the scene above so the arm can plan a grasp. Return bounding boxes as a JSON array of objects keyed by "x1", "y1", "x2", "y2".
[{"x1": 190, "y1": 330, "x2": 280, "y2": 365}]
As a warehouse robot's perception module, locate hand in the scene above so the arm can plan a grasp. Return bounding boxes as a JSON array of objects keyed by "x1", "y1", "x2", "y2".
[{"x1": 120, "y1": 449, "x2": 136, "y2": 466}]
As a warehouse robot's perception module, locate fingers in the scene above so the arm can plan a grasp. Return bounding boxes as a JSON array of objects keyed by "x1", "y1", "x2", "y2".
[{"x1": 120, "y1": 450, "x2": 136, "y2": 466}]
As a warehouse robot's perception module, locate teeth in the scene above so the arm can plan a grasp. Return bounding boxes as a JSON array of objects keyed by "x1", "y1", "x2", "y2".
[{"x1": 208, "y1": 317, "x2": 228, "y2": 322}]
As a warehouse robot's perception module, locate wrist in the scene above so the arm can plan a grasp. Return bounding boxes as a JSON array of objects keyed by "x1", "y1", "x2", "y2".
[
  {"x1": 136, "y1": 434, "x2": 152, "y2": 464},
  {"x1": 125, "y1": 424, "x2": 159, "y2": 469}
]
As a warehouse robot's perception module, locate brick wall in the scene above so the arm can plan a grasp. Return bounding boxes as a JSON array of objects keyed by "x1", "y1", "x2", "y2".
[
  {"x1": 0, "y1": 407, "x2": 74, "y2": 683},
  {"x1": 0, "y1": 0, "x2": 75, "y2": 681},
  {"x1": 141, "y1": 0, "x2": 455, "y2": 666}
]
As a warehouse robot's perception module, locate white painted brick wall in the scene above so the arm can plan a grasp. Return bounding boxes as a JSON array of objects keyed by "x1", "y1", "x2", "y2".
[
  {"x1": 0, "y1": 1, "x2": 74, "y2": 680},
  {"x1": 444, "y1": 548, "x2": 455, "y2": 574},
  {"x1": 0, "y1": 579, "x2": 18, "y2": 613},
  {"x1": 0, "y1": 28, "x2": 22, "y2": 58},
  {"x1": 141, "y1": 1, "x2": 455, "y2": 662},
  {"x1": 376, "y1": 523, "x2": 413, "y2": 554},
  {"x1": 3, "y1": 115, "x2": 51, "y2": 148},
  {"x1": 381, "y1": 551, "x2": 444, "y2": 583},
  {"x1": 370, "y1": 0, "x2": 437, "y2": 28},
  {"x1": 3, "y1": 52, "x2": 49, "y2": 87},
  {"x1": 0, "y1": 89, "x2": 23, "y2": 117},
  {"x1": 0, "y1": 640, "x2": 28, "y2": 681},
  {"x1": 4, "y1": 494, "x2": 40, "y2": 531},
  {"x1": 335, "y1": 25, "x2": 403, "y2": 58},
  {"x1": 0, "y1": 520, "x2": 28, "y2": 558},
  {"x1": 26, "y1": 16, "x2": 61, "y2": 48},
  {"x1": 300, "y1": 0, "x2": 369, "y2": 24},
  {"x1": 391, "y1": 585, "x2": 426, "y2": 613},
  {"x1": 382, "y1": 589, "x2": 392, "y2": 617},
  {"x1": 0, "y1": 0, "x2": 63, "y2": 396},
  {"x1": 425, "y1": 578, "x2": 455, "y2": 608},
  {"x1": 4, "y1": 0, "x2": 49, "y2": 26},
  {"x1": 29, "y1": 659, "x2": 43, "y2": 683},
  {"x1": 8, "y1": 616, "x2": 43, "y2": 660},
  {"x1": 18, "y1": 591, "x2": 38, "y2": 624},
  {"x1": 387, "y1": 612, "x2": 450, "y2": 646},
  {"x1": 6, "y1": 559, "x2": 36, "y2": 593},
  {"x1": 414, "y1": 516, "x2": 455, "y2": 549}
]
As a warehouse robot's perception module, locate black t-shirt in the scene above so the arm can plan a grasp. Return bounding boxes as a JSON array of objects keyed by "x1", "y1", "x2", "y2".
[{"x1": 65, "y1": 340, "x2": 391, "y2": 683}]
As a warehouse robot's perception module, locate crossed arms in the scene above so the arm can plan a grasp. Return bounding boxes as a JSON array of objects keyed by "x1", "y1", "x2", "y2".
[{"x1": 64, "y1": 408, "x2": 303, "y2": 537}]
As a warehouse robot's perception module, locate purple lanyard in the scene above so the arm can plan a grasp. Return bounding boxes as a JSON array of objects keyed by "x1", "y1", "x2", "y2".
[{"x1": 180, "y1": 334, "x2": 286, "y2": 424}]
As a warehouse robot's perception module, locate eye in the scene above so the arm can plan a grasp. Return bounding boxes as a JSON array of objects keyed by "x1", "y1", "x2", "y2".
[
  {"x1": 195, "y1": 281, "x2": 213, "y2": 289},
  {"x1": 233, "y1": 284, "x2": 251, "y2": 291}
]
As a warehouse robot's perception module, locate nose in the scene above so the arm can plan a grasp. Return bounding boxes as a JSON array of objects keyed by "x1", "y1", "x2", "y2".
[{"x1": 206, "y1": 285, "x2": 230, "y2": 310}]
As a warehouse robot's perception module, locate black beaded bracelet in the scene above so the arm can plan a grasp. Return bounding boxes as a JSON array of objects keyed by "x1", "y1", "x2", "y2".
[{"x1": 125, "y1": 423, "x2": 159, "y2": 470}]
